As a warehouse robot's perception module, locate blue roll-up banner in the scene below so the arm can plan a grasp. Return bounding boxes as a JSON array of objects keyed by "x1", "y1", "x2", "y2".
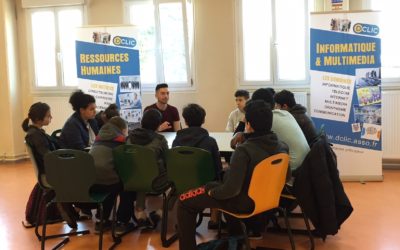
[
  {"x1": 310, "y1": 11, "x2": 382, "y2": 180},
  {"x1": 76, "y1": 26, "x2": 142, "y2": 129}
]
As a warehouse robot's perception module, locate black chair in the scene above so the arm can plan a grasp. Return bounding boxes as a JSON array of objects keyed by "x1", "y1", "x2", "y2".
[
  {"x1": 25, "y1": 142, "x2": 90, "y2": 250},
  {"x1": 161, "y1": 146, "x2": 216, "y2": 247},
  {"x1": 44, "y1": 149, "x2": 111, "y2": 250}
]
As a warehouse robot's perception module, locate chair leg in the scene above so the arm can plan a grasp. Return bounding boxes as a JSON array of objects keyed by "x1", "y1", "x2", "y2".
[
  {"x1": 109, "y1": 198, "x2": 123, "y2": 250},
  {"x1": 300, "y1": 208, "x2": 315, "y2": 250},
  {"x1": 239, "y1": 220, "x2": 251, "y2": 250},
  {"x1": 98, "y1": 203, "x2": 104, "y2": 250},
  {"x1": 161, "y1": 192, "x2": 178, "y2": 247},
  {"x1": 281, "y1": 208, "x2": 296, "y2": 250}
]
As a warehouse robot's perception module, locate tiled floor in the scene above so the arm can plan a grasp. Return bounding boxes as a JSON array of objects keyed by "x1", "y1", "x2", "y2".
[{"x1": 0, "y1": 160, "x2": 399, "y2": 250}]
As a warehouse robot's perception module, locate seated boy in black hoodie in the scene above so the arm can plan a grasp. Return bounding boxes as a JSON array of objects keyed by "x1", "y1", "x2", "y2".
[
  {"x1": 177, "y1": 100, "x2": 289, "y2": 250},
  {"x1": 127, "y1": 109, "x2": 168, "y2": 228},
  {"x1": 172, "y1": 103, "x2": 223, "y2": 229}
]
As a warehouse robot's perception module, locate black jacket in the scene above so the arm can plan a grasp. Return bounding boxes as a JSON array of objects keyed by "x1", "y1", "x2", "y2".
[
  {"x1": 60, "y1": 112, "x2": 99, "y2": 150},
  {"x1": 127, "y1": 128, "x2": 168, "y2": 173},
  {"x1": 289, "y1": 104, "x2": 318, "y2": 145},
  {"x1": 172, "y1": 127, "x2": 223, "y2": 179},
  {"x1": 25, "y1": 126, "x2": 57, "y2": 174},
  {"x1": 206, "y1": 132, "x2": 289, "y2": 214},
  {"x1": 293, "y1": 135, "x2": 353, "y2": 238}
]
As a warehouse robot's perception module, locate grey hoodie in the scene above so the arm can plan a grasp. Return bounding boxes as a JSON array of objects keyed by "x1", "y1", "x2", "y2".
[{"x1": 89, "y1": 123, "x2": 126, "y2": 185}]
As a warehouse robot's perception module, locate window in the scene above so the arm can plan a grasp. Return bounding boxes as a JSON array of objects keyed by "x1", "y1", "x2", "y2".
[
  {"x1": 237, "y1": 0, "x2": 309, "y2": 87},
  {"x1": 370, "y1": 1, "x2": 400, "y2": 81},
  {"x1": 29, "y1": 6, "x2": 83, "y2": 88},
  {"x1": 125, "y1": 0, "x2": 193, "y2": 90}
]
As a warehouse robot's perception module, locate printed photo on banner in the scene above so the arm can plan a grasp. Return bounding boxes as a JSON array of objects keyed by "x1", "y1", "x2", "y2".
[
  {"x1": 353, "y1": 104, "x2": 381, "y2": 125},
  {"x1": 118, "y1": 92, "x2": 142, "y2": 109},
  {"x1": 330, "y1": 18, "x2": 351, "y2": 32},
  {"x1": 355, "y1": 68, "x2": 381, "y2": 89},
  {"x1": 121, "y1": 109, "x2": 142, "y2": 123},
  {"x1": 92, "y1": 32, "x2": 111, "y2": 44},
  {"x1": 361, "y1": 123, "x2": 381, "y2": 141},
  {"x1": 351, "y1": 123, "x2": 361, "y2": 133},
  {"x1": 356, "y1": 86, "x2": 381, "y2": 106},
  {"x1": 119, "y1": 75, "x2": 140, "y2": 92}
]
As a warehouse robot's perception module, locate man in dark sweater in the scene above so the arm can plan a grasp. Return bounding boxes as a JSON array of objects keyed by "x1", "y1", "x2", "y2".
[
  {"x1": 177, "y1": 100, "x2": 289, "y2": 250},
  {"x1": 274, "y1": 90, "x2": 318, "y2": 145}
]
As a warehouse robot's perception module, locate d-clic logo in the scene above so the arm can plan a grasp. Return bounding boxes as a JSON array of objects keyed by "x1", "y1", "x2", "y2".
[
  {"x1": 113, "y1": 36, "x2": 137, "y2": 48},
  {"x1": 353, "y1": 23, "x2": 379, "y2": 36}
]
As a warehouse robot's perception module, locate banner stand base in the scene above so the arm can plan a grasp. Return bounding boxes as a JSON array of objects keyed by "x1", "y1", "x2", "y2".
[{"x1": 340, "y1": 175, "x2": 383, "y2": 182}]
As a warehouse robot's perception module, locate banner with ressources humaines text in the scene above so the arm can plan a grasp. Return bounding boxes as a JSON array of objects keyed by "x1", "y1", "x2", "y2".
[
  {"x1": 76, "y1": 26, "x2": 142, "y2": 130},
  {"x1": 310, "y1": 11, "x2": 382, "y2": 180}
]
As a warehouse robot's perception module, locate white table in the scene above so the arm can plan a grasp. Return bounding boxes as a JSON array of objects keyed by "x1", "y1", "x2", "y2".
[{"x1": 160, "y1": 132, "x2": 234, "y2": 152}]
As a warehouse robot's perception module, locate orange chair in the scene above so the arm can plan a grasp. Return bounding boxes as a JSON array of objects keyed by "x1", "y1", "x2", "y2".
[{"x1": 219, "y1": 153, "x2": 295, "y2": 250}]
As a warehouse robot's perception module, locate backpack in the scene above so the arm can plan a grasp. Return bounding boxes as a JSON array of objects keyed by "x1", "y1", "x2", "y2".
[
  {"x1": 197, "y1": 236, "x2": 244, "y2": 250},
  {"x1": 23, "y1": 183, "x2": 62, "y2": 228}
]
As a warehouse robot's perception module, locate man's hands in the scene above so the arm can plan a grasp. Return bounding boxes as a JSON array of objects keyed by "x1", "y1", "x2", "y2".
[{"x1": 158, "y1": 121, "x2": 172, "y2": 132}]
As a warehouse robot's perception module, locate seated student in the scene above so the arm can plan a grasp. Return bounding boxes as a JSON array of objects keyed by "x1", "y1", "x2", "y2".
[
  {"x1": 89, "y1": 116, "x2": 136, "y2": 234},
  {"x1": 274, "y1": 90, "x2": 318, "y2": 145},
  {"x1": 177, "y1": 100, "x2": 289, "y2": 250},
  {"x1": 126, "y1": 109, "x2": 168, "y2": 228},
  {"x1": 60, "y1": 90, "x2": 98, "y2": 219},
  {"x1": 22, "y1": 102, "x2": 77, "y2": 229},
  {"x1": 172, "y1": 103, "x2": 224, "y2": 229},
  {"x1": 60, "y1": 90, "x2": 98, "y2": 150},
  {"x1": 226, "y1": 90, "x2": 249, "y2": 132},
  {"x1": 232, "y1": 88, "x2": 310, "y2": 172},
  {"x1": 173, "y1": 103, "x2": 223, "y2": 178},
  {"x1": 95, "y1": 103, "x2": 120, "y2": 130}
]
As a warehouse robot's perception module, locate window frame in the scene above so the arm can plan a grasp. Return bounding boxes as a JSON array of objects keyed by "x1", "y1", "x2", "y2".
[
  {"x1": 27, "y1": 5, "x2": 85, "y2": 94},
  {"x1": 367, "y1": 0, "x2": 400, "y2": 87},
  {"x1": 124, "y1": 0, "x2": 195, "y2": 92},
  {"x1": 235, "y1": 0, "x2": 310, "y2": 90}
]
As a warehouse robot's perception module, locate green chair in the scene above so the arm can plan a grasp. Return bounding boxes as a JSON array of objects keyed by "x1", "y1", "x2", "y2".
[
  {"x1": 44, "y1": 149, "x2": 110, "y2": 250},
  {"x1": 111, "y1": 144, "x2": 171, "y2": 249},
  {"x1": 161, "y1": 146, "x2": 216, "y2": 247},
  {"x1": 25, "y1": 142, "x2": 90, "y2": 250}
]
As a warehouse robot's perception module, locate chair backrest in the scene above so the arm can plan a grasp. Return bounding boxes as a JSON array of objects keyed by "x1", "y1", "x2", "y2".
[
  {"x1": 247, "y1": 153, "x2": 290, "y2": 216},
  {"x1": 113, "y1": 144, "x2": 160, "y2": 192},
  {"x1": 166, "y1": 146, "x2": 215, "y2": 194},
  {"x1": 44, "y1": 149, "x2": 96, "y2": 202},
  {"x1": 25, "y1": 141, "x2": 51, "y2": 189}
]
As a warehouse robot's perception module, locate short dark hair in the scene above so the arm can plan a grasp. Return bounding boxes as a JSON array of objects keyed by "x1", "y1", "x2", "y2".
[
  {"x1": 274, "y1": 90, "x2": 296, "y2": 108},
  {"x1": 141, "y1": 109, "x2": 162, "y2": 131},
  {"x1": 21, "y1": 102, "x2": 50, "y2": 132},
  {"x1": 155, "y1": 83, "x2": 168, "y2": 92},
  {"x1": 104, "y1": 103, "x2": 119, "y2": 120},
  {"x1": 251, "y1": 88, "x2": 275, "y2": 107},
  {"x1": 245, "y1": 100, "x2": 273, "y2": 132},
  {"x1": 69, "y1": 90, "x2": 96, "y2": 111},
  {"x1": 234, "y1": 89, "x2": 250, "y2": 99},
  {"x1": 182, "y1": 103, "x2": 206, "y2": 127}
]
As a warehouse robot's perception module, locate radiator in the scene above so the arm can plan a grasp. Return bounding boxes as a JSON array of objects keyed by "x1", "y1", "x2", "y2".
[{"x1": 381, "y1": 91, "x2": 400, "y2": 160}]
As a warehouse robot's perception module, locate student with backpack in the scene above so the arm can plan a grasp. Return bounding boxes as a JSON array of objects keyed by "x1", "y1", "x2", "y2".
[{"x1": 22, "y1": 102, "x2": 77, "y2": 228}]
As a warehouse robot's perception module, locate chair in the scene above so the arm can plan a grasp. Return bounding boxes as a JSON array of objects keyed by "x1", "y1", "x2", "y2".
[
  {"x1": 218, "y1": 153, "x2": 295, "y2": 250},
  {"x1": 25, "y1": 142, "x2": 90, "y2": 250},
  {"x1": 44, "y1": 149, "x2": 111, "y2": 250},
  {"x1": 274, "y1": 191, "x2": 315, "y2": 249},
  {"x1": 161, "y1": 146, "x2": 216, "y2": 247},
  {"x1": 111, "y1": 144, "x2": 171, "y2": 249}
]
